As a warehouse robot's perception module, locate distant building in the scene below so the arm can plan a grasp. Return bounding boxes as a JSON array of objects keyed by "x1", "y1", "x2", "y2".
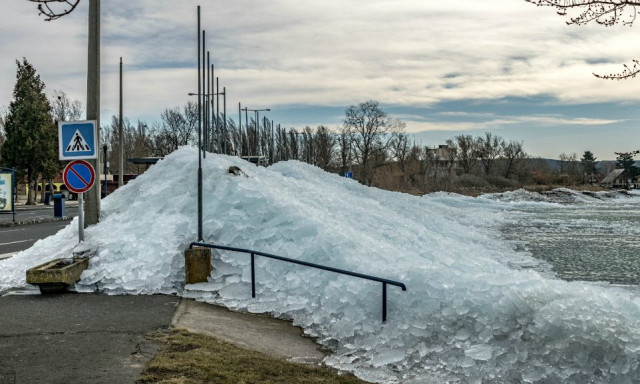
[
  {"x1": 425, "y1": 145, "x2": 457, "y2": 178},
  {"x1": 600, "y1": 169, "x2": 636, "y2": 189}
]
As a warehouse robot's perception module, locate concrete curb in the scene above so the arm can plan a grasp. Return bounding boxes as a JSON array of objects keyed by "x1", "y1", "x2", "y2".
[{"x1": 0, "y1": 216, "x2": 74, "y2": 228}]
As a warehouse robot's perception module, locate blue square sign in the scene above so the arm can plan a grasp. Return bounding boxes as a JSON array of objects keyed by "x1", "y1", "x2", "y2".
[{"x1": 59, "y1": 120, "x2": 97, "y2": 160}]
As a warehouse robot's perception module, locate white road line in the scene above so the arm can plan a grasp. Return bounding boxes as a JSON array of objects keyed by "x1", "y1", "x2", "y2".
[
  {"x1": 0, "y1": 239, "x2": 34, "y2": 246},
  {"x1": 0, "y1": 228, "x2": 26, "y2": 233},
  {"x1": 0, "y1": 252, "x2": 15, "y2": 260}
]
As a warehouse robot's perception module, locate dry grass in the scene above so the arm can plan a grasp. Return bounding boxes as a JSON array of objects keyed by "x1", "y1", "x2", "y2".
[{"x1": 137, "y1": 329, "x2": 368, "y2": 384}]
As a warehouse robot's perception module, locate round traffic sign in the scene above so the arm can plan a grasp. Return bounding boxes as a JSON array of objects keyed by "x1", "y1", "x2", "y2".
[{"x1": 63, "y1": 160, "x2": 96, "y2": 194}]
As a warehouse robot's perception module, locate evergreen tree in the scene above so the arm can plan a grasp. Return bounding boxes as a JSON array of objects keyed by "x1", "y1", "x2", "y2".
[
  {"x1": 2, "y1": 59, "x2": 57, "y2": 205},
  {"x1": 580, "y1": 150, "x2": 598, "y2": 175},
  {"x1": 616, "y1": 151, "x2": 640, "y2": 177}
]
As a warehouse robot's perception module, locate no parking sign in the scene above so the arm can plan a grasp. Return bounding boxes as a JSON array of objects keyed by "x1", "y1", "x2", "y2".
[{"x1": 63, "y1": 160, "x2": 96, "y2": 194}]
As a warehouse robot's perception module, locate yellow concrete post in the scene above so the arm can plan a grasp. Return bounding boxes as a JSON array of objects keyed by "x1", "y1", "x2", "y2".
[{"x1": 184, "y1": 247, "x2": 212, "y2": 284}]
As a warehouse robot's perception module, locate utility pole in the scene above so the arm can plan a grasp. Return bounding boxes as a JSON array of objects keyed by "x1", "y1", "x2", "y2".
[
  {"x1": 196, "y1": 6, "x2": 203, "y2": 241},
  {"x1": 85, "y1": 0, "x2": 101, "y2": 227},
  {"x1": 118, "y1": 57, "x2": 124, "y2": 188}
]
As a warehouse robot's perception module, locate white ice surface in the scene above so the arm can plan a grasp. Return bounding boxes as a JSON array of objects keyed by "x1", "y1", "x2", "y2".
[{"x1": 2, "y1": 147, "x2": 640, "y2": 383}]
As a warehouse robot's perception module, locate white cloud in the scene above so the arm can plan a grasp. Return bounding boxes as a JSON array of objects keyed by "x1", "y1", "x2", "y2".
[{"x1": 2, "y1": 0, "x2": 640, "y2": 124}]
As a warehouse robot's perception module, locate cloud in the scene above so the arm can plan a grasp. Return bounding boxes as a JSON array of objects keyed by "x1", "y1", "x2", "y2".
[{"x1": 2, "y1": 0, "x2": 640, "y2": 126}]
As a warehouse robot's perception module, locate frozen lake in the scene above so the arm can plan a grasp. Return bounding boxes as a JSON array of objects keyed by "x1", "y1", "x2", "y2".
[{"x1": 497, "y1": 190, "x2": 640, "y2": 285}]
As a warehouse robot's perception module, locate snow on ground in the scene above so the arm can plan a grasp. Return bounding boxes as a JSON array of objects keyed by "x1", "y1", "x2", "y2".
[{"x1": 2, "y1": 147, "x2": 640, "y2": 383}]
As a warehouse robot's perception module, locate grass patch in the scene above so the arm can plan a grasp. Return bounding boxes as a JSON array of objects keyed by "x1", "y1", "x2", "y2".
[{"x1": 137, "y1": 329, "x2": 368, "y2": 384}]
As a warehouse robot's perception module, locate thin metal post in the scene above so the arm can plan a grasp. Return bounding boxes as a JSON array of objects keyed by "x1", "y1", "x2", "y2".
[
  {"x1": 382, "y1": 282, "x2": 387, "y2": 322},
  {"x1": 216, "y1": 76, "x2": 220, "y2": 153},
  {"x1": 210, "y1": 64, "x2": 214, "y2": 152},
  {"x1": 238, "y1": 102, "x2": 242, "y2": 156},
  {"x1": 255, "y1": 111, "x2": 260, "y2": 160},
  {"x1": 245, "y1": 108, "x2": 249, "y2": 156},
  {"x1": 196, "y1": 6, "x2": 203, "y2": 242},
  {"x1": 271, "y1": 119, "x2": 274, "y2": 164},
  {"x1": 118, "y1": 57, "x2": 124, "y2": 188},
  {"x1": 78, "y1": 193, "x2": 84, "y2": 242},
  {"x1": 251, "y1": 253, "x2": 256, "y2": 298},
  {"x1": 103, "y1": 144, "x2": 108, "y2": 198},
  {"x1": 223, "y1": 87, "x2": 227, "y2": 154},
  {"x1": 205, "y1": 50, "x2": 210, "y2": 158},
  {"x1": 202, "y1": 30, "x2": 206, "y2": 159},
  {"x1": 212, "y1": 65, "x2": 215, "y2": 152}
]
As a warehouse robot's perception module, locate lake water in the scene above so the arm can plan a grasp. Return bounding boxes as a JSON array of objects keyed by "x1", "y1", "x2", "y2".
[{"x1": 496, "y1": 189, "x2": 640, "y2": 285}]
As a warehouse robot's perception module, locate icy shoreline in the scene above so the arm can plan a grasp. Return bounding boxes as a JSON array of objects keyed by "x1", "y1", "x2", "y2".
[{"x1": 2, "y1": 147, "x2": 640, "y2": 383}]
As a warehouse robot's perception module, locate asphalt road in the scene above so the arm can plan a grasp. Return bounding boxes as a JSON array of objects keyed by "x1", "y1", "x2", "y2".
[
  {"x1": 0, "y1": 221, "x2": 71, "y2": 259},
  {"x1": 0, "y1": 204, "x2": 78, "y2": 225},
  {"x1": 0, "y1": 294, "x2": 180, "y2": 384}
]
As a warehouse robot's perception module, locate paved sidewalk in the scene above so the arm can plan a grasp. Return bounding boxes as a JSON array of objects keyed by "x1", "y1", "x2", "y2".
[{"x1": 172, "y1": 299, "x2": 327, "y2": 364}]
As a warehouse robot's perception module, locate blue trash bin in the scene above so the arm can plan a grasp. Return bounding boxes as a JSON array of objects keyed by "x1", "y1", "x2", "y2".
[{"x1": 53, "y1": 194, "x2": 65, "y2": 218}]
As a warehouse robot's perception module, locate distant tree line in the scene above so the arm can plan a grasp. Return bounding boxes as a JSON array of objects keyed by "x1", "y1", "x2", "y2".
[{"x1": 3, "y1": 59, "x2": 633, "y2": 203}]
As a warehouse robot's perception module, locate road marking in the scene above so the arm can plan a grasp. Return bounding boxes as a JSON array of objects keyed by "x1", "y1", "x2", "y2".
[
  {"x1": 0, "y1": 228, "x2": 26, "y2": 233},
  {"x1": 0, "y1": 239, "x2": 34, "y2": 246},
  {"x1": 0, "y1": 252, "x2": 15, "y2": 260}
]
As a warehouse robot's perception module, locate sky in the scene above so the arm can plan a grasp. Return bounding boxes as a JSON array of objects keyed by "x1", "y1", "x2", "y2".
[{"x1": 2, "y1": 0, "x2": 640, "y2": 159}]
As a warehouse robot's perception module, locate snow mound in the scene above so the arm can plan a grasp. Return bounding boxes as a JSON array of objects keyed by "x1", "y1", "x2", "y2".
[{"x1": 3, "y1": 147, "x2": 640, "y2": 383}]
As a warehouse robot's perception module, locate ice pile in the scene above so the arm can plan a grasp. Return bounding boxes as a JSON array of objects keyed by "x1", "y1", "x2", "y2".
[
  {"x1": 482, "y1": 187, "x2": 636, "y2": 205},
  {"x1": 2, "y1": 147, "x2": 640, "y2": 383}
]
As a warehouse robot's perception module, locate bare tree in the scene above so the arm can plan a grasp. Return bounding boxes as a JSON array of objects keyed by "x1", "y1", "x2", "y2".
[
  {"x1": 476, "y1": 132, "x2": 504, "y2": 176},
  {"x1": 343, "y1": 100, "x2": 404, "y2": 185},
  {"x1": 454, "y1": 134, "x2": 478, "y2": 174},
  {"x1": 501, "y1": 140, "x2": 526, "y2": 178},
  {"x1": 50, "y1": 90, "x2": 82, "y2": 122},
  {"x1": 526, "y1": 0, "x2": 640, "y2": 79},
  {"x1": 29, "y1": 0, "x2": 80, "y2": 21},
  {"x1": 314, "y1": 125, "x2": 335, "y2": 169}
]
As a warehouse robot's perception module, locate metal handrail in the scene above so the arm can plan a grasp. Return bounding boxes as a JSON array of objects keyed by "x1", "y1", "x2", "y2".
[{"x1": 190, "y1": 241, "x2": 407, "y2": 322}]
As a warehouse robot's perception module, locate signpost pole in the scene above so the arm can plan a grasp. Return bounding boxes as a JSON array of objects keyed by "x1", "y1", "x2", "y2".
[
  {"x1": 12, "y1": 168, "x2": 15, "y2": 223},
  {"x1": 78, "y1": 193, "x2": 84, "y2": 242}
]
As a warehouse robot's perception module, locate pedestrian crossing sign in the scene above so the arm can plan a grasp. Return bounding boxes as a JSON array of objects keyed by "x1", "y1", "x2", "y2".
[{"x1": 59, "y1": 120, "x2": 97, "y2": 160}]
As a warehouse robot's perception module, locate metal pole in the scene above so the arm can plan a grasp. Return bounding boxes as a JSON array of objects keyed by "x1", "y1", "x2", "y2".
[
  {"x1": 216, "y1": 77, "x2": 220, "y2": 153},
  {"x1": 78, "y1": 193, "x2": 84, "y2": 242},
  {"x1": 197, "y1": 6, "x2": 203, "y2": 241},
  {"x1": 85, "y1": 0, "x2": 101, "y2": 227},
  {"x1": 255, "y1": 111, "x2": 260, "y2": 161},
  {"x1": 245, "y1": 108, "x2": 249, "y2": 156},
  {"x1": 210, "y1": 63, "x2": 214, "y2": 152},
  {"x1": 103, "y1": 144, "x2": 108, "y2": 198},
  {"x1": 205, "y1": 51, "x2": 210, "y2": 158},
  {"x1": 118, "y1": 57, "x2": 124, "y2": 188},
  {"x1": 271, "y1": 119, "x2": 274, "y2": 164},
  {"x1": 238, "y1": 102, "x2": 242, "y2": 156},
  {"x1": 211, "y1": 65, "x2": 220, "y2": 153},
  {"x1": 202, "y1": 30, "x2": 206, "y2": 159},
  {"x1": 223, "y1": 87, "x2": 227, "y2": 154}
]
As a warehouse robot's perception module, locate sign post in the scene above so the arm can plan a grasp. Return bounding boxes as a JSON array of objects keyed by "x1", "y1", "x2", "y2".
[
  {"x1": 0, "y1": 168, "x2": 15, "y2": 223},
  {"x1": 63, "y1": 160, "x2": 96, "y2": 242},
  {"x1": 59, "y1": 121, "x2": 98, "y2": 241}
]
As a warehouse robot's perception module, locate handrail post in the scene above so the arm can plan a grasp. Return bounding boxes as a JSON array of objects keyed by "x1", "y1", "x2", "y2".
[
  {"x1": 251, "y1": 253, "x2": 256, "y2": 298},
  {"x1": 382, "y1": 282, "x2": 387, "y2": 322}
]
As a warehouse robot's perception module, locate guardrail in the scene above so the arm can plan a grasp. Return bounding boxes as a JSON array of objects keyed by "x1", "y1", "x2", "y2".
[{"x1": 189, "y1": 242, "x2": 407, "y2": 322}]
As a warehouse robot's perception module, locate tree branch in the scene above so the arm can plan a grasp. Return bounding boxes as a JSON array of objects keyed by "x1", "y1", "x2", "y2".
[
  {"x1": 28, "y1": 0, "x2": 80, "y2": 21},
  {"x1": 525, "y1": 0, "x2": 640, "y2": 79}
]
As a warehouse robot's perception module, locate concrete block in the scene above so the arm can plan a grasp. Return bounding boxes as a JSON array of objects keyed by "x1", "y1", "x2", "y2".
[
  {"x1": 26, "y1": 257, "x2": 89, "y2": 294},
  {"x1": 184, "y1": 247, "x2": 212, "y2": 284}
]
